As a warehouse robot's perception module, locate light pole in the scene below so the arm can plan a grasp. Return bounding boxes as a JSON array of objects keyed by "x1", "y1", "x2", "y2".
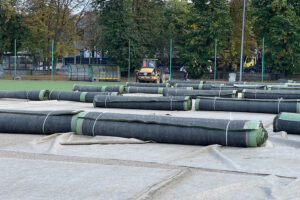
[{"x1": 239, "y1": 0, "x2": 246, "y2": 81}]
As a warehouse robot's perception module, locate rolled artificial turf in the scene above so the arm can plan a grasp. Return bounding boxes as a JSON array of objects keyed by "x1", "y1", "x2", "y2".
[
  {"x1": 163, "y1": 88, "x2": 237, "y2": 99},
  {"x1": 93, "y1": 95, "x2": 192, "y2": 110},
  {"x1": 195, "y1": 97, "x2": 300, "y2": 114},
  {"x1": 73, "y1": 84, "x2": 125, "y2": 93},
  {"x1": 125, "y1": 87, "x2": 164, "y2": 94},
  {"x1": 49, "y1": 90, "x2": 119, "y2": 102},
  {"x1": 0, "y1": 90, "x2": 49, "y2": 101},
  {"x1": 126, "y1": 82, "x2": 170, "y2": 87},
  {"x1": 0, "y1": 110, "x2": 80, "y2": 134},
  {"x1": 72, "y1": 111, "x2": 268, "y2": 147},
  {"x1": 273, "y1": 112, "x2": 300, "y2": 134},
  {"x1": 242, "y1": 89, "x2": 300, "y2": 99},
  {"x1": 0, "y1": 109, "x2": 268, "y2": 147}
]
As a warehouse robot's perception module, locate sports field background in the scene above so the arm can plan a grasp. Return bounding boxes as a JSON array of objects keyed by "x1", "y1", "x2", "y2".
[{"x1": 0, "y1": 80, "x2": 125, "y2": 91}]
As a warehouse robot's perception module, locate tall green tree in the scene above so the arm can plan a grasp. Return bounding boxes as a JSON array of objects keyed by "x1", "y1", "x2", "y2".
[
  {"x1": 251, "y1": 0, "x2": 300, "y2": 73},
  {"x1": 23, "y1": 0, "x2": 86, "y2": 70},
  {"x1": 160, "y1": 0, "x2": 190, "y2": 65},
  {"x1": 96, "y1": 0, "x2": 132, "y2": 69},
  {"x1": 180, "y1": 0, "x2": 233, "y2": 76},
  {"x1": 223, "y1": 0, "x2": 256, "y2": 71},
  {"x1": 0, "y1": 0, "x2": 26, "y2": 63},
  {"x1": 96, "y1": 0, "x2": 170, "y2": 70}
]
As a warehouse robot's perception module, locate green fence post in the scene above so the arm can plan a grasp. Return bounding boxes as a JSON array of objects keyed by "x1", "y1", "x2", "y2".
[
  {"x1": 170, "y1": 39, "x2": 172, "y2": 81},
  {"x1": 14, "y1": 39, "x2": 16, "y2": 78},
  {"x1": 88, "y1": 48, "x2": 91, "y2": 80},
  {"x1": 51, "y1": 40, "x2": 54, "y2": 80},
  {"x1": 262, "y1": 37, "x2": 264, "y2": 82},
  {"x1": 128, "y1": 40, "x2": 130, "y2": 82},
  {"x1": 214, "y1": 39, "x2": 217, "y2": 81}
]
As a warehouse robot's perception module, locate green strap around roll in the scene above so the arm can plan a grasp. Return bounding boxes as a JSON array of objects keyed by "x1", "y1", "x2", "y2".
[
  {"x1": 79, "y1": 92, "x2": 88, "y2": 102},
  {"x1": 38, "y1": 90, "x2": 49, "y2": 100}
]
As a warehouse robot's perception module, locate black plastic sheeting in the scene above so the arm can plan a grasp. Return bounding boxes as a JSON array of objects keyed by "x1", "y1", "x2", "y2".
[
  {"x1": 242, "y1": 89, "x2": 300, "y2": 99},
  {"x1": 195, "y1": 97, "x2": 300, "y2": 114},
  {"x1": 163, "y1": 88, "x2": 237, "y2": 99},
  {"x1": 49, "y1": 90, "x2": 119, "y2": 103},
  {"x1": 72, "y1": 112, "x2": 268, "y2": 147},
  {"x1": 0, "y1": 90, "x2": 49, "y2": 101},
  {"x1": 73, "y1": 84, "x2": 125, "y2": 93},
  {"x1": 126, "y1": 82, "x2": 170, "y2": 87},
  {"x1": 125, "y1": 87, "x2": 164, "y2": 94},
  {"x1": 0, "y1": 110, "x2": 80, "y2": 134},
  {"x1": 273, "y1": 112, "x2": 300, "y2": 134},
  {"x1": 93, "y1": 95, "x2": 192, "y2": 110}
]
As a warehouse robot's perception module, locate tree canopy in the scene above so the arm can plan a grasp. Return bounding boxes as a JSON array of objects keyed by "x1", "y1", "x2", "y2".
[{"x1": 0, "y1": 0, "x2": 299, "y2": 74}]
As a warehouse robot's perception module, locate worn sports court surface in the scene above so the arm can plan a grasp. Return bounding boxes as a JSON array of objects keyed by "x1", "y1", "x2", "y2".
[{"x1": 0, "y1": 96, "x2": 299, "y2": 199}]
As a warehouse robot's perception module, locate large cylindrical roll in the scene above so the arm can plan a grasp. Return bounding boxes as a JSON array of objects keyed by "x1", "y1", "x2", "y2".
[
  {"x1": 175, "y1": 83, "x2": 265, "y2": 91},
  {"x1": 267, "y1": 85, "x2": 300, "y2": 90},
  {"x1": 195, "y1": 97, "x2": 300, "y2": 114},
  {"x1": 126, "y1": 82, "x2": 170, "y2": 87},
  {"x1": 233, "y1": 84, "x2": 266, "y2": 90},
  {"x1": 163, "y1": 88, "x2": 237, "y2": 99},
  {"x1": 49, "y1": 90, "x2": 119, "y2": 103},
  {"x1": 125, "y1": 87, "x2": 164, "y2": 94},
  {"x1": 0, "y1": 90, "x2": 49, "y2": 101},
  {"x1": 277, "y1": 79, "x2": 294, "y2": 83},
  {"x1": 285, "y1": 83, "x2": 300, "y2": 87},
  {"x1": 174, "y1": 83, "x2": 205, "y2": 90},
  {"x1": 73, "y1": 84, "x2": 125, "y2": 93},
  {"x1": 72, "y1": 112, "x2": 268, "y2": 147},
  {"x1": 0, "y1": 110, "x2": 80, "y2": 134},
  {"x1": 242, "y1": 89, "x2": 300, "y2": 99},
  {"x1": 273, "y1": 112, "x2": 300, "y2": 134},
  {"x1": 167, "y1": 80, "x2": 204, "y2": 86},
  {"x1": 205, "y1": 81, "x2": 241, "y2": 86},
  {"x1": 93, "y1": 95, "x2": 192, "y2": 111}
]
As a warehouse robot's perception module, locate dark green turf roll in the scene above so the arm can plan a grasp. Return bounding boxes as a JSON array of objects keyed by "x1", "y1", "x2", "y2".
[
  {"x1": 72, "y1": 112, "x2": 268, "y2": 147},
  {"x1": 126, "y1": 82, "x2": 170, "y2": 87},
  {"x1": 167, "y1": 80, "x2": 204, "y2": 86},
  {"x1": 273, "y1": 112, "x2": 300, "y2": 134},
  {"x1": 0, "y1": 90, "x2": 49, "y2": 101},
  {"x1": 49, "y1": 90, "x2": 119, "y2": 102},
  {"x1": 266, "y1": 85, "x2": 300, "y2": 90},
  {"x1": 125, "y1": 87, "x2": 164, "y2": 94},
  {"x1": 93, "y1": 95, "x2": 192, "y2": 110},
  {"x1": 195, "y1": 97, "x2": 300, "y2": 114},
  {"x1": 242, "y1": 89, "x2": 300, "y2": 99},
  {"x1": 73, "y1": 84, "x2": 124, "y2": 93},
  {"x1": 163, "y1": 88, "x2": 237, "y2": 99},
  {"x1": 0, "y1": 110, "x2": 80, "y2": 134}
]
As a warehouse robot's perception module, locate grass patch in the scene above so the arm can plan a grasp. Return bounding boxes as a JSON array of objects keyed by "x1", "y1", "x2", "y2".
[{"x1": 0, "y1": 80, "x2": 125, "y2": 91}]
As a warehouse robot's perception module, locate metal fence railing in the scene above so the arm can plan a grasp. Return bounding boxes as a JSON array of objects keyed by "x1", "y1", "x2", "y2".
[{"x1": 68, "y1": 64, "x2": 120, "y2": 82}]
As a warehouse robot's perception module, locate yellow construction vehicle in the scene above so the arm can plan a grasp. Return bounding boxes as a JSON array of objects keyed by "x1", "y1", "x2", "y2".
[
  {"x1": 244, "y1": 56, "x2": 257, "y2": 68},
  {"x1": 136, "y1": 58, "x2": 166, "y2": 83}
]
